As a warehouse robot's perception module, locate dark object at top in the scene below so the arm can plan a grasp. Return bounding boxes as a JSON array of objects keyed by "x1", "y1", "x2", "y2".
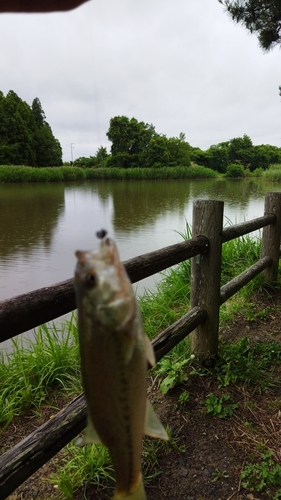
[
  {"x1": 96, "y1": 229, "x2": 107, "y2": 240},
  {"x1": 0, "y1": 0, "x2": 89, "y2": 13}
]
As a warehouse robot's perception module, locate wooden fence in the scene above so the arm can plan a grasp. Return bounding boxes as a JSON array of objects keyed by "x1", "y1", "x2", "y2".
[{"x1": 0, "y1": 191, "x2": 281, "y2": 499}]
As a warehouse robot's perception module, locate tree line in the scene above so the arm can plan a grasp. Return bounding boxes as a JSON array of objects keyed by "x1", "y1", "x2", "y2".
[
  {"x1": 1, "y1": 91, "x2": 280, "y2": 172},
  {"x1": 0, "y1": 90, "x2": 62, "y2": 166},
  {"x1": 74, "y1": 116, "x2": 191, "y2": 170},
  {"x1": 74, "y1": 116, "x2": 281, "y2": 173}
]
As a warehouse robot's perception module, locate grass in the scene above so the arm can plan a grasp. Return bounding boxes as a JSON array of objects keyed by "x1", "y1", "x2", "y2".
[
  {"x1": 1, "y1": 225, "x2": 281, "y2": 498},
  {"x1": 263, "y1": 163, "x2": 281, "y2": 182},
  {"x1": 0, "y1": 313, "x2": 81, "y2": 430},
  {"x1": 0, "y1": 165, "x2": 86, "y2": 183},
  {"x1": 50, "y1": 426, "x2": 182, "y2": 499},
  {"x1": 3, "y1": 162, "x2": 281, "y2": 183},
  {"x1": 50, "y1": 443, "x2": 114, "y2": 499},
  {"x1": 0, "y1": 164, "x2": 218, "y2": 183}
]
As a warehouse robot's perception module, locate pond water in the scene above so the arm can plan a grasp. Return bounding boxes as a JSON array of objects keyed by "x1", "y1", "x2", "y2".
[{"x1": 0, "y1": 177, "x2": 280, "y2": 348}]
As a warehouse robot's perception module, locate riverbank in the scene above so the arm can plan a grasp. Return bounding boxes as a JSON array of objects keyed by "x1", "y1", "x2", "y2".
[
  {"x1": 0, "y1": 164, "x2": 218, "y2": 182},
  {"x1": 1, "y1": 163, "x2": 281, "y2": 183},
  {"x1": 2, "y1": 231, "x2": 281, "y2": 499}
]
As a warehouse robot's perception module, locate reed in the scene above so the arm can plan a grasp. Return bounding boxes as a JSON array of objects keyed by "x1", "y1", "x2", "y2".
[
  {"x1": 0, "y1": 164, "x2": 217, "y2": 183},
  {"x1": 263, "y1": 164, "x2": 281, "y2": 182}
]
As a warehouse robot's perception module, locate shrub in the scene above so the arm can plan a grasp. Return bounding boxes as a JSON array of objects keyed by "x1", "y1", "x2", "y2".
[{"x1": 225, "y1": 163, "x2": 245, "y2": 178}]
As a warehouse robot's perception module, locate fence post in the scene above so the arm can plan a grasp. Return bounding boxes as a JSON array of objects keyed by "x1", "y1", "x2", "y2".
[
  {"x1": 261, "y1": 192, "x2": 281, "y2": 283},
  {"x1": 189, "y1": 200, "x2": 224, "y2": 363}
]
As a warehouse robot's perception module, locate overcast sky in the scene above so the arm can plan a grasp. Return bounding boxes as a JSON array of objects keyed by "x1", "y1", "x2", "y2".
[{"x1": 0, "y1": 0, "x2": 280, "y2": 162}]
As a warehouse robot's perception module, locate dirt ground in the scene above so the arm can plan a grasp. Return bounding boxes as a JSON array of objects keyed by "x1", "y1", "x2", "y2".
[{"x1": 3, "y1": 288, "x2": 281, "y2": 500}]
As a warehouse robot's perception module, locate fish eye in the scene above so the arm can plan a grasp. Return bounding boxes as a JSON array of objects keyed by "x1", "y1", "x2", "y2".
[{"x1": 84, "y1": 272, "x2": 97, "y2": 287}]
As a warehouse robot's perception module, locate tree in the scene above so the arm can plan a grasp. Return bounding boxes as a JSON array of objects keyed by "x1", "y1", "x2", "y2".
[
  {"x1": 31, "y1": 97, "x2": 62, "y2": 166},
  {"x1": 219, "y1": 0, "x2": 281, "y2": 50},
  {"x1": 74, "y1": 147, "x2": 108, "y2": 168},
  {"x1": 165, "y1": 134, "x2": 191, "y2": 167},
  {"x1": 228, "y1": 134, "x2": 254, "y2": 169},
  {"x1": 0, "y1": 91, "x2": 62, "y2": 166},
  {"x1": 0, "y1": 91, "x2": 36, "y2": 165},
  {"x1": 107, "y1": 116, "x2": 191, "y2": 169},
  {"x1": 107, "y1": 116, "x2": 155, "y2": 160},
  {"x1": 32, "y1": 97, "x2": 46, "y2": 128},
  {"x1": 107, "y1": 116, "x2": 156, "y2": 168},
  {"x1": 95, "y1": 146, "x2": 108, "y2": 166},
  {"x1": 34, "y1": 123, "x2": 62, "y2": 166}
]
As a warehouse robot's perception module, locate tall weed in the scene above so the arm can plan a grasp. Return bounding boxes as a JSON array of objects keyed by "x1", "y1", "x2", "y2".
[
  {"x1": 0, "y1": 313, "x2": 81, "y2": 426},
  {"x1": 0, "y1": 164, "x2": 218, "y2": 183}
]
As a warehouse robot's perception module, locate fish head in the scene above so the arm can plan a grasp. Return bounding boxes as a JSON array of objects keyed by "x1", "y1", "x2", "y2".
[{"x1": 74, "y1": 237, "x2": 136, "y2": 332}]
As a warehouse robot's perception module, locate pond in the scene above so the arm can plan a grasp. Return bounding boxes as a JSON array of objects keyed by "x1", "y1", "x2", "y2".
[{"x1": 0, "y1": 177, "x2": 280, "y2": 346}]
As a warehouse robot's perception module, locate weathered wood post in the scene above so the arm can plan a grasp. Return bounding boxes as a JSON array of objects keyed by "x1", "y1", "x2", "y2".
[
  {"x1": 189, "y1": 200, "x2": 224, "y2": 362},
  {"x1": 261, "y1": 192, "x2": 281, "y2": 283}
]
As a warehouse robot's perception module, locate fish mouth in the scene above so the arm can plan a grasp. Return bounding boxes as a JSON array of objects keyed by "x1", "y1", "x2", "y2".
[{"x1": 75, "y1": 251, "x2": 99, "y2": 288}]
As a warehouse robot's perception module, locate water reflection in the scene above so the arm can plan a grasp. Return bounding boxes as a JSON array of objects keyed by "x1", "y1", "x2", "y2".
[
  {"x1": 0, "y1": 178, "x2": 280, "y2": 304},
  {"x1": 110, "y1": 180, "x2": 191, "y2": 232},
  {"x1": 0, "y1": 183, "x2": 65, "y2": 259}
]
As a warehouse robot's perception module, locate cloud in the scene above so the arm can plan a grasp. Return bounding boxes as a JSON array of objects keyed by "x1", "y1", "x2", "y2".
[{"x1": 0, "y1": 0, "x2": 280, "y2": 161}]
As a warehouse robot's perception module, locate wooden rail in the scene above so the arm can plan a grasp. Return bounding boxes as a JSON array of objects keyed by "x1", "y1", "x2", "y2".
[
  {"x1": 0, "y1": 235, "x2": 209, "y2": 342},
  {"x1": 1, "y1": 191, "x2": 281, "y2": 499},
  {"x1": 0, "y1": 306, "x2": 207, "y2": 498}
]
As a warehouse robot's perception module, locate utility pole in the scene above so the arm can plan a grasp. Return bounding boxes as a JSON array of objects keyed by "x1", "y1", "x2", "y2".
[{"x1": 70, "y1": 143, "x2": 74, "y2": 164}]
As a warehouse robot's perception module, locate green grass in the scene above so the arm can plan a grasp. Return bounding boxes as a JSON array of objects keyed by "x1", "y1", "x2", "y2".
[
  {"x1": 50, "y1": 426, "x2": 181, "y2": 499},
  {"x1": 240, "y1": 452, "x2": 281, "y2": 497},
  {"x1": 1, "y1": 224, "x2": 281, "y2": 497},
  {"x1": 0, "y1": 164, "x2": 218, "y2": 183},
  {"x1": 263, "y1": 164, "x2": 281, "y2": 182},
  {"x1": 0, "y1": 165, "x2": 87, "y2": 183},
  {"x1": 50, "y1": 442, "x2": 114, "y2": 499},
  {"x1": 0, "y1": 313, "x2": 81, "y2": 429},
  {"x1": 138, "y1": 223, "x2": 281, "y2": 391}
]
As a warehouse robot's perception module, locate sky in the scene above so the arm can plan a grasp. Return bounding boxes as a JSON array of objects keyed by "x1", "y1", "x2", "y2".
[{"x1": 0, "y1": 0, "x2": 281, "y2": 162}]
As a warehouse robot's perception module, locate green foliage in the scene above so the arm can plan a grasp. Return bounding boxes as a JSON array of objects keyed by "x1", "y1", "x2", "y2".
[
  {"x1": 51, "y1": 426, "x2": 179, "y2": 498},
  {"x1": 191, "y1": 134, "x2": 280, "y2": 173},
  {"x1": 0, "y1": 164, "x2": 217, "y2": 183},
  {"x1": 190, "y1": 143, "x2": 229, "y2": 173},
  {"x1": 215, "y1": 337, "x2": 281, "y2": 389},
  {"x1": 0, "y1": 314, "x2": 81, "y2": 427},
  {"x1": 0, "y1": 91, "x2": 62, "y2": 166},
  {"x1": 203, "y1": 393, "x2": 238, "y2": 418},
  {"x1": 50, "y1": 442, "x2": 114, "y2": 498},
  {"x1": 228, "y1": 134, "x2": 253, "y2": 167},
  {"x1": 106, "y1": 115, "x2": 191, "y2": 169},
  {"x1": 225, "y1": 163, "x2": 245, "y2": 177},
  {"x1": 212, "y1": 468, "x2": 229, "y2": 482},
  {"x1": 220, "y1": 0, "x2": 281, "y2": 51},
  {"x1": 155, "y1": 357, "x2": 190, "y2": 395},
  {"x1": 178, "y1": 390, "x2": 190, "y2": 405},
  {"x1": 240, "y1": 452, "x2": 281, "y2": 494},
  {"x1": 74, "y1": 147, "x2": 109, "y2": 169},
  {"x1": 221, "y1": 232, "x2": 261, "y2": 290},
  {"x1": 263, "y1": 163, "x2": 281, "y2": 182}
]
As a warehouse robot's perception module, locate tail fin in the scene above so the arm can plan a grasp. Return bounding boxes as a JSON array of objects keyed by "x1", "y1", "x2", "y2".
[{"x1": 113, "y1": 474, "x2": 146, "y2": 499}]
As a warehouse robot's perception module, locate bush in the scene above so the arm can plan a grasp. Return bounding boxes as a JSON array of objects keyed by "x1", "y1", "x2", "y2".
[{"x1": 225, "y1": 163, "x2": 245, "y2": 178}]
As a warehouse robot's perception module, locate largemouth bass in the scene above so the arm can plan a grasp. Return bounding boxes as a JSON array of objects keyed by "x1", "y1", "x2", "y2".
[{"x1": 74, "y1": 231, "x2": 168, "y2": 500}]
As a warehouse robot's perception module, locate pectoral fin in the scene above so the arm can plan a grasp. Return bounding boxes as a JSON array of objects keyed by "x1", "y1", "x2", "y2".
[
  {"x1": 75, "y1": 415, "x2": 103, "y2": 447},
  {"x1": 143, "y1": 331, "x2": 155, "y2": 367},
  {"x1": 84, "y1": 415, "x2": 103, "y2": 444},
  {"x1": 144, "y1": 400, "x2": 169, "y2": 440}
]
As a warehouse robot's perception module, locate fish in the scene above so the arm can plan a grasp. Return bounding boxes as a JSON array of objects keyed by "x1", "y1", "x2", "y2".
[{"x1": 74, "y1": 231, "x2": 168, "y2": 500}]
